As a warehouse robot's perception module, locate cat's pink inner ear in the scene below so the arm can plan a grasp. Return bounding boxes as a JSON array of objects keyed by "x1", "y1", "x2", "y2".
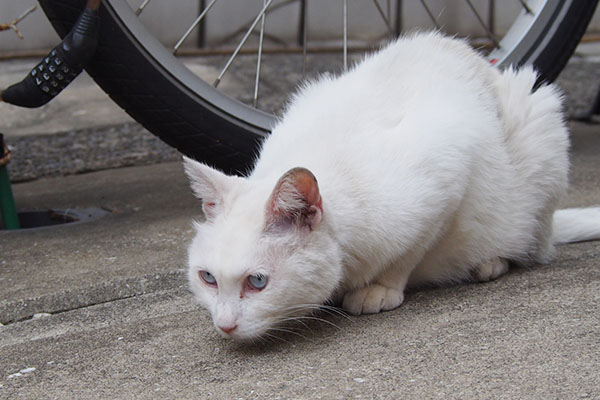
[
  {"x1": 202, "y1": 201, "x2": 218, "y2": 219},
  {"x1": 267, "y1": 167, "x2": 323, "y2": 230},
  {"x1": 182, "y1": 156, "x2": 230, "y2": 221}
]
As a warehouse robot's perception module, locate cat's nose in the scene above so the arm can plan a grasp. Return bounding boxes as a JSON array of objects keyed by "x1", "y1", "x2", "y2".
[{"x1": 218, "y1": 324, "x2": 237, "y2": 334}]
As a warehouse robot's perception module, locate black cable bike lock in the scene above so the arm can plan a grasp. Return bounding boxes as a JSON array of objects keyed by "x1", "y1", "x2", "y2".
[{"x1": 0, "y1": 0, "x2": 101, "y2": 108}]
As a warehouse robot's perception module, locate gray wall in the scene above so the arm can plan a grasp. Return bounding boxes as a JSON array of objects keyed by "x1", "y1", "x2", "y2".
[
  {"x1": 1, "y1": 0, "x2": 60, "y2": 53},
  {"x1": 1, "y1": 0, "x2": 599, "y2": 53}
]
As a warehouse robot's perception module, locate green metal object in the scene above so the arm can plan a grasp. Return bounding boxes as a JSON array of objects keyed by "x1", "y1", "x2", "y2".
[{"x1": 0, "y1": 133, "x2": 20, "y2": 230}]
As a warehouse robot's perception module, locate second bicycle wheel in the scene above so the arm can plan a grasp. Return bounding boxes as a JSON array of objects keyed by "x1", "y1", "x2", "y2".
[{"x1": 40, "y1": 0, "x2": 599, "y2": 174}]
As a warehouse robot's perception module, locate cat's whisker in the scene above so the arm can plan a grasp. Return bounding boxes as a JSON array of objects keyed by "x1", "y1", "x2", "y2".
[
  {"x1": 278, "y1": 316, "x2": 313, "y2": 333},
  {"x1": 266, "y1": 328, "x2": 309, "y2": 343},
  {"x1": 263, "y1": 332, "x2": 285, "y2": 344},
  {"x1": 317, "y1": 305, "x2": 353, "y2": 321},
  {"x1": 269, "y1": 321, "x2": 312, "y2": 341},
  {"x1": 275, "y1": 307, "x2": 343, "y2": 332},
  {"x1": 281, "y1": 303, "x2": 329, "y2": 314},
  {"x1": 281, "y1": 303, "x2": 352, "y2": 323},
  {"x1": 291, "y1": 315, "x2": 343, "y2": 331},
  {"x1": 253, "y1": 333, "x2": 270, "y2": 345},
  {"x1": 270, "y1": 313, "x2": 311, "y2": 330},
  {"x1": 263, "y1": 331, "x2": 279, "y2": 342}
]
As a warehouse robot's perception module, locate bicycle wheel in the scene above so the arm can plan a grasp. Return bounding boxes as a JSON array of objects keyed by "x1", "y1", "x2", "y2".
[{"x1": 39, "y1": 0, "x2": 598, "y2": 174}]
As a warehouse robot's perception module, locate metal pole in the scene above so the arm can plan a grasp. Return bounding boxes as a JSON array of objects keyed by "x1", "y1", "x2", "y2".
[
  {"x1": 198, "y1": 0, "x2": 206, "y2": 48},
  {"x1": 488, "y1": 0, "x2": 495, "y2": 37},
  {"x1": 395, "y1": 0, "x2": 402, "y2": 36},
  {"x1": 343, "y1": 0, "x2": 348, "y2": 71},
  {"x1": 298, "y1": 0, "x2": 307, "y2": 47},
  {"x1": 300, "y1": 0, "x2": 308, "y2": 77},
  {"x1": 0, "y1": 133, "x2": 20, "y2": 230}
]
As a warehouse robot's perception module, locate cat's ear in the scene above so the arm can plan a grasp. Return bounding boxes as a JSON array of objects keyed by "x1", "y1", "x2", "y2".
[
  {"x1": 266, "y1": 167, "x2": 323, "y2": 231},
  {"x1": 183, "y1": 156, "x2": 235, "y2": 221}
]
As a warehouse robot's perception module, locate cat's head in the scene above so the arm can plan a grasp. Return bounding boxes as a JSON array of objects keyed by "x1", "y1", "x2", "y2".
[{"x1": 183, "y1": 157, "x2": 343, "y2": 341}]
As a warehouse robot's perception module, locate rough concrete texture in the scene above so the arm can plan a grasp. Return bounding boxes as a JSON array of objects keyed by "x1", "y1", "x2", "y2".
[
  {"x1": 1, "y1": 122, "x2": 599, "y2": 399},
  {"x1": 0, "y1": 163, "x2": 195, "y2": 324}
]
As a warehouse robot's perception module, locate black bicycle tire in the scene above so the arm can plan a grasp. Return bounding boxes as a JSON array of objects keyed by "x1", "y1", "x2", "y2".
[
  {"x1": 516, "y1": 0, "x2": 599, "y2": 86},
  {"x1": 39, "y1": 0, "x2": 598, "y2": 174},
  {"x1": 40, "y1": 0, "x2": 272, "y2": 175}
]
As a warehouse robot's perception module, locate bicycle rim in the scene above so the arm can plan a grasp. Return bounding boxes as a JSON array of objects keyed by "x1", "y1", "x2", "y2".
[
  {"x1": 40, "y1": 0, "x2": 598, "y2": 173},
  {"x1": 102, "y1": 0, "x2": 593, "y2": 130}
]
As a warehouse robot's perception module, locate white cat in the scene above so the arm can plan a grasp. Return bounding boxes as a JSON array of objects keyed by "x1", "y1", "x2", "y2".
[{"x1": 184, "y1": 32, "x2": 600, "y2": 341}]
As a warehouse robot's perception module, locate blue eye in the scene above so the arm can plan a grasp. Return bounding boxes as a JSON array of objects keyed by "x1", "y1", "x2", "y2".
[
  {"x1": 247, "y1": 274, "x2": 268, "y2": 291},
  {"x1": 199, "y1": 270, "x2": 217, "y2": 286}
]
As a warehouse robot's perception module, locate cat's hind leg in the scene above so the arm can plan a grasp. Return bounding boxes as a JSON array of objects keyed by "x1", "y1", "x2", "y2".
[
  {"x1": 473, "y1": 257, "x2": 509, "y2": 282},
  {"x1": 532, "y1": 202, "x2": 558, "y2": 264}
]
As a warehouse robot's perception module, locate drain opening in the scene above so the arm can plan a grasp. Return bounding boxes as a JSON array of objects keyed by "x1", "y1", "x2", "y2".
[{"x1": 2, "y1": 207, "x2": 110, "y2": 230}]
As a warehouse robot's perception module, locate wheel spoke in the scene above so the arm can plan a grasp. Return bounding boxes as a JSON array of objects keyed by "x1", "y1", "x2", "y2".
[
  {"x1": 253, "y1": 0, "x2": 267, "y2": 108},
  {"x1": 418, "y1": 0, "x2": 440, "y2": 29},
  {"x1": 372, "y1": 0, "x2": 394, "y2": 34},
  {"x1": 125, "y1": 0, "x2": 568, "y2": 115},
  {"x1": 214, "y1": 0, "x2": 275, "y2": 88},
  {"x1": 134, "y1": 0, "x2": 151, "y2": 16},
  {"x1": 518, "y1": 0, "x2": 533, "y2": 14},
  {"x1": 173, "y1": 0, "x2": 220, "y2": 55},
  {"x1": 213, "y1": 0, "x2": 296, "y2": 49},
  {"x1": 464, "y1": 0, "x2": 499, "y2": 47}
]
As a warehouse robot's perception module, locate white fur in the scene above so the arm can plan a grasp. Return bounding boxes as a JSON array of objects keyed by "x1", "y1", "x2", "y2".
[
  {"x1": 552, "y1": 208, "x2": 600, "y2": 244},
  {"x1": 184, "y1": 32, "x2": 600, "y2": 340}
]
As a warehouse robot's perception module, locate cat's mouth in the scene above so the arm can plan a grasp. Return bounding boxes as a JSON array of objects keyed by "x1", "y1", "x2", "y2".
[
  {"x1": 214, "y1": 304, "x2": 345, "y2": 342},
  {"x1": 216, "y1": 326, "x2": 270, "y2": 342},
  {"x1": 212, "y1": 318, "x2": 272, "y2": 342}
]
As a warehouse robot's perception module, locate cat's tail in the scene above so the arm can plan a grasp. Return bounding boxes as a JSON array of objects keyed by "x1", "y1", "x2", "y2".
[{"x1": 552, "y1": 207, "x2": 600, "y2": 245}]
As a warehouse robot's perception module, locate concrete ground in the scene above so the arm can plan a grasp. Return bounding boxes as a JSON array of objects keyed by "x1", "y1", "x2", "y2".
[{"x1": 1, "y1": 43, "x2": 600, "y2": 398}]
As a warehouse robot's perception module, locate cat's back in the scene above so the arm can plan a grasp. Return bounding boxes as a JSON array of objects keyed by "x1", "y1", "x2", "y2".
[
  {"x1": 280, "y1": 32, "x2": 493, "y2": 127},
  {"x1": 288, "y1": 31, "x2": 494, "y2": 120},
  {"x1": 252, "y1": 32, "x2": 498, "y2": 181}
]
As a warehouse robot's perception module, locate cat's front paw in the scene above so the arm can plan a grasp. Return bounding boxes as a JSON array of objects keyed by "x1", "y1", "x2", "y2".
[
  {"x1": 342, "y1": 284, "x2": 404, "y2": 315},
  {"x1": 474, "y1": 257, "x2": 509, "y2": 282}
]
